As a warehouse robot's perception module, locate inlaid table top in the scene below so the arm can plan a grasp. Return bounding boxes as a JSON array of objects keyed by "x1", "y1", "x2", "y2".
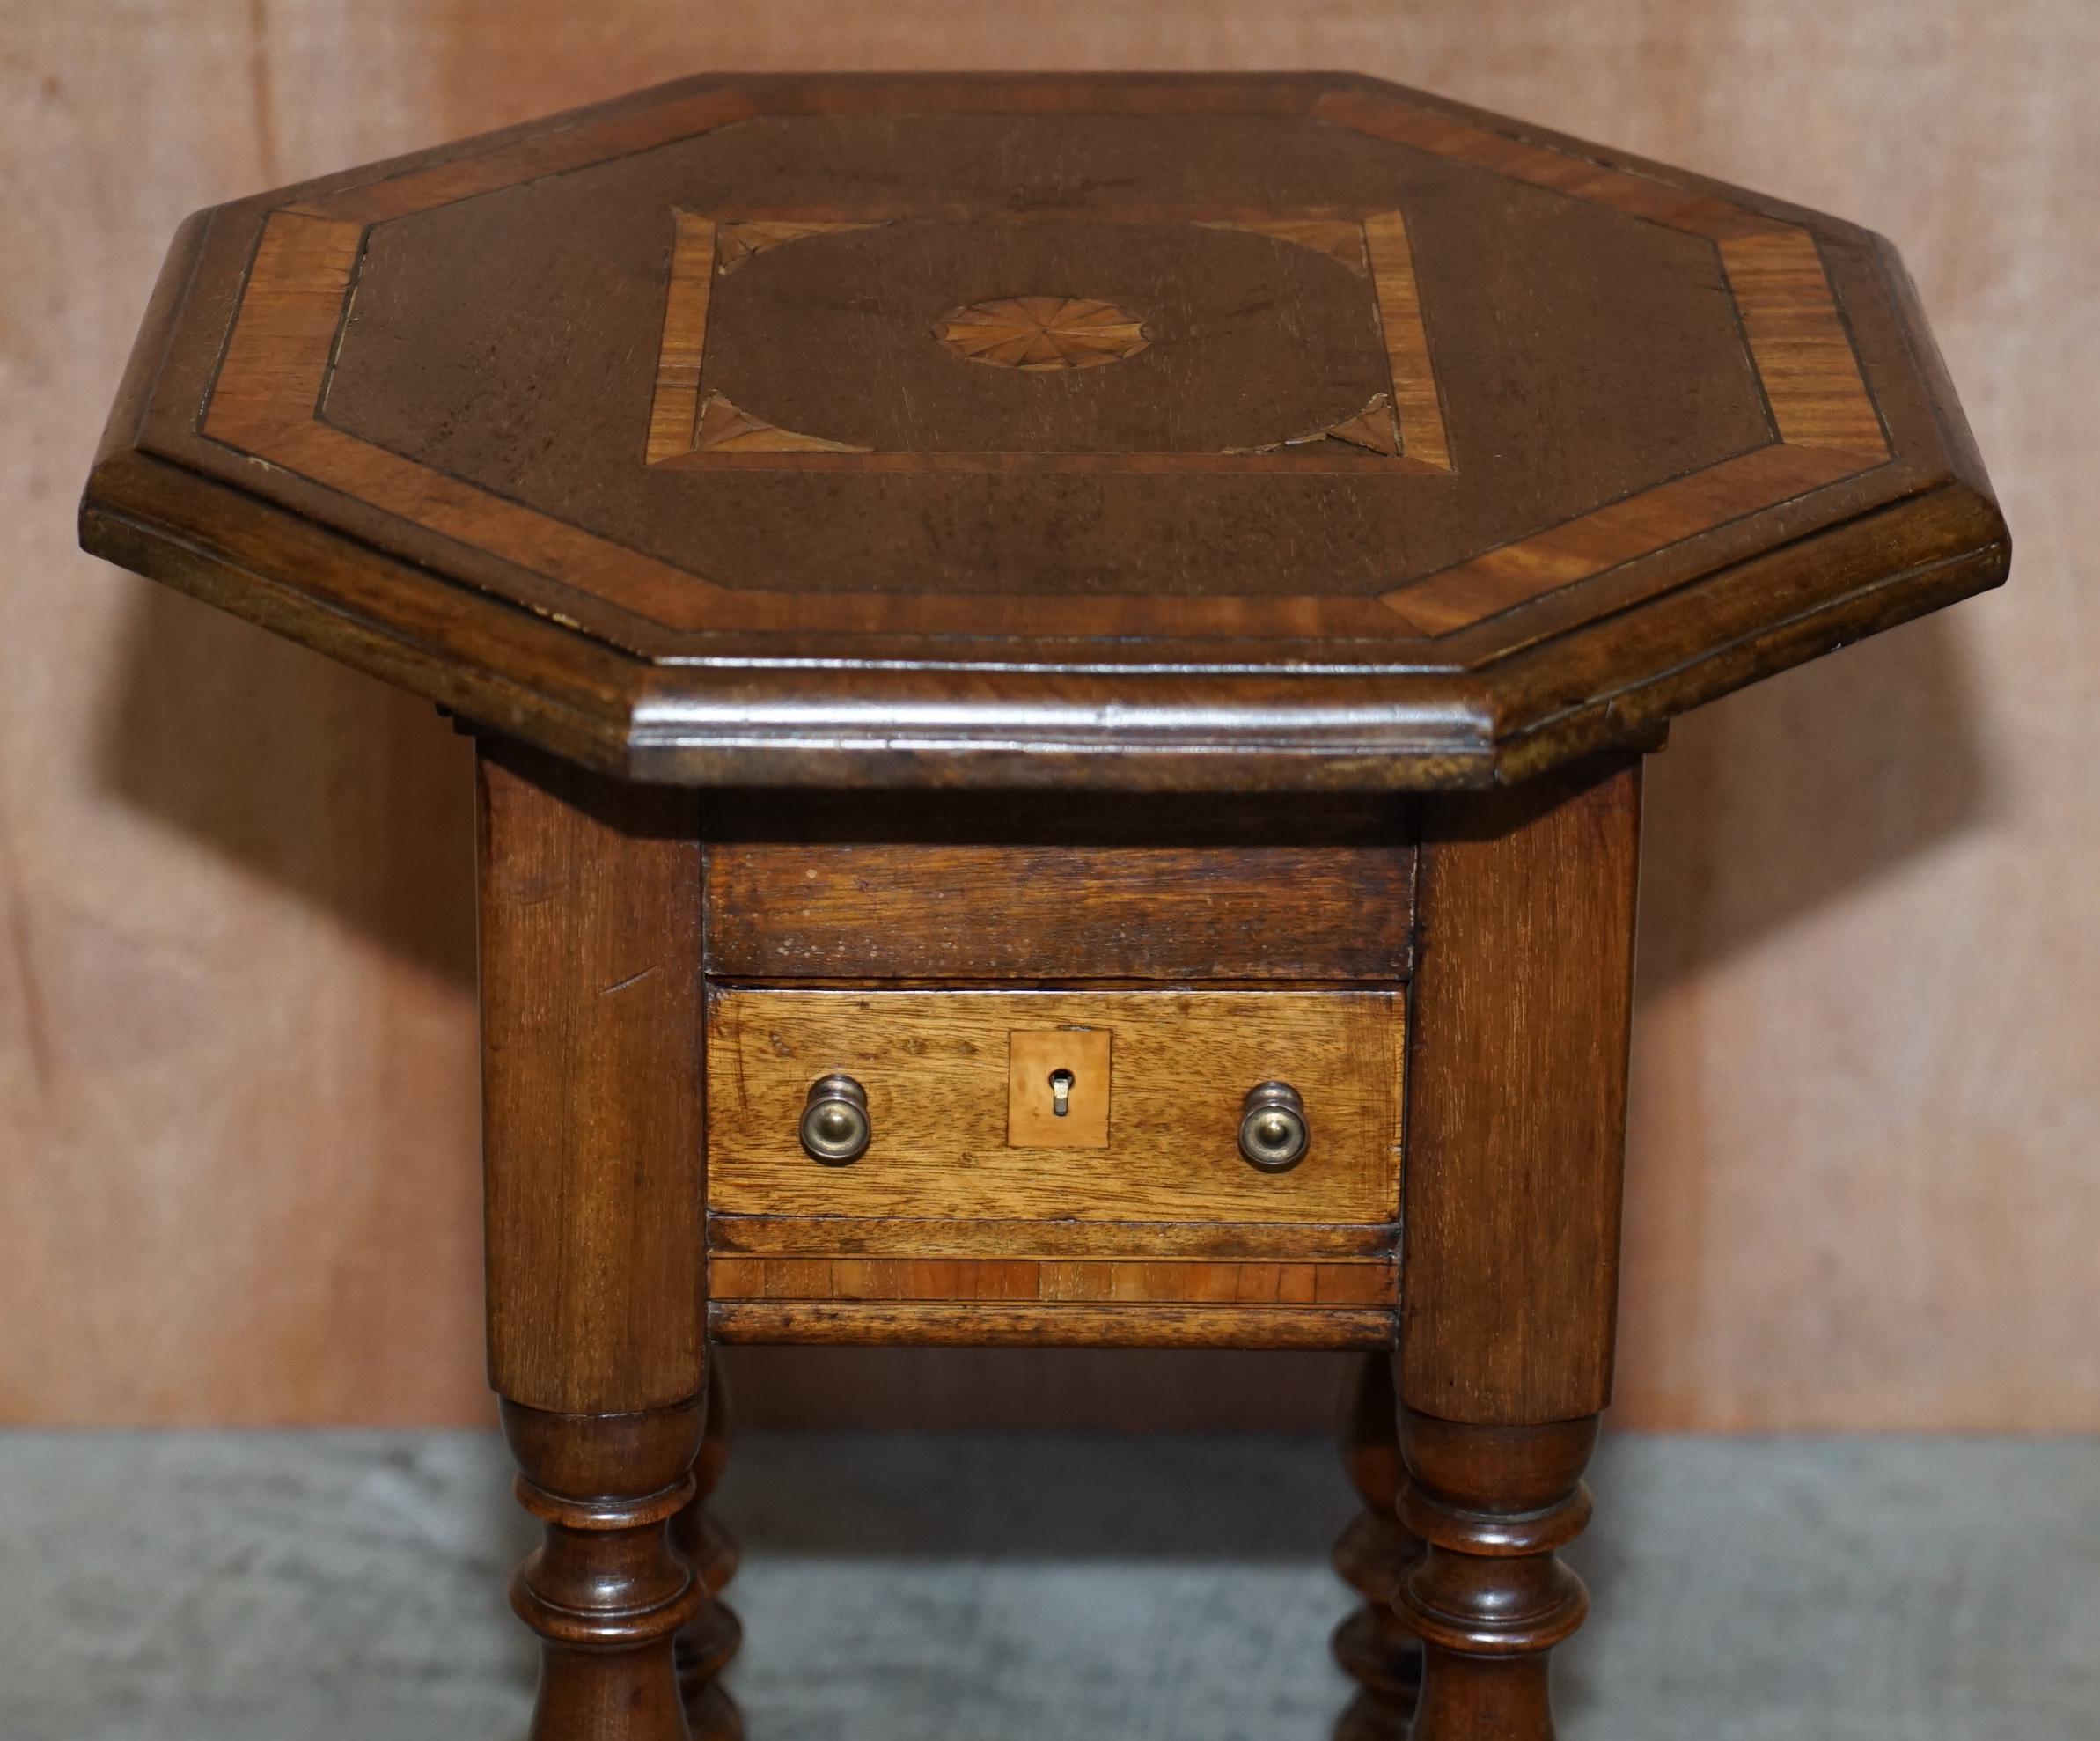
[{"x1": 83, "y1": 71, "x2": 2008, "y2": 789}]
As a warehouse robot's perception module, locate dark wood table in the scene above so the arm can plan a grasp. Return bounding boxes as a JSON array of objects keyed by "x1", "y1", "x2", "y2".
[{"x1": 83, "y1": 71, "x2": 2006, "y2": 1741}]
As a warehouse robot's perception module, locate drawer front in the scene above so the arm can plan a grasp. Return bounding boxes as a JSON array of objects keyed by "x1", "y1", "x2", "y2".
[
  {"x1": 705, "y1": 988, "x2": 1403, "y2": 1225},
  {"x1": 705, "y1": 840, "x2": 1413, "y2": 982}
]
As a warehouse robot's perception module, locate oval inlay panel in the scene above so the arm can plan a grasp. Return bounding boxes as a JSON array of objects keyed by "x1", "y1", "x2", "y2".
[
  {"x1": 934, "y1": 296, "x2": 1151, "y2": 371},
  {"x1": 686, "y1": 217, "x2": 1397, "y2": 460}
]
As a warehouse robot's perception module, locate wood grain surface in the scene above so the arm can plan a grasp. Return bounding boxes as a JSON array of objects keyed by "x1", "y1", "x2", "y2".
[
  {"x1": 478, "y1": 740, "x2": 705, "y2": 1415},
  {"x1": 709, "y1": 1301, "x2": 1397, "y2": 1351},
  {"x1": 1402, "y1": 757, "x2": 1643, "y2": 1424},
  {"x1": 1005, "y1": 1026, "x2": 1113, "y2": 1148},
  {"x1": 11, "y1": 0, "x2": 2095, "y2": 1430},
  {"x1": 709, "y1": 1257, "x2": 1396, "y2": 1306},
  {"x1": 703, "y1": 824, "x2": 1414, "y2": 984},
  {"x1": 708, "y1": 1216, "x2": 1399, "y2": 1260},
  {"x1": 706, "y1": 988, "x2": 1404, "y2": 1224}
]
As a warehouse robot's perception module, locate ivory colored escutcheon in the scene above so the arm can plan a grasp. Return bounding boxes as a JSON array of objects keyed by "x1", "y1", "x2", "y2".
[
  {"x1": 1007, "y1": 1027, "x2": 1113, "y2": 1149},
  {"x1": 705, "y1": 988, "x2": 1404, "y2": 1225}
]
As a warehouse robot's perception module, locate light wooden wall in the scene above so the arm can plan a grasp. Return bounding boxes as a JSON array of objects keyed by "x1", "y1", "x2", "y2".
[{"x1": 4, "y1": 1, "x2": 2092, "y2": 1431}]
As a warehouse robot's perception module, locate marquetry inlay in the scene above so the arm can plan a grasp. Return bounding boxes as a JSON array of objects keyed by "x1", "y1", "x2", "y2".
[
  {"x1": 174, "y1": 77, "x2": 1922, "y2": 658},
  {"x1": 1232, "y1": 392, "x2": 1400, "y2": 457},
  {"x1": 636, "y1": 207, "x2": 1451, "y2": 474},
  {"x1": 933, "y1": 297, "x2": 1151, "y2": 371},
  {"x1": 1197, "y1": 217, "x2": 1369, "y2": 272},
  {"x1": 715, "y1": 217, "x2": 884, "y2": 275},
  {"x1": 693, "y1": 391, "x2": 870, "y2": 455}
]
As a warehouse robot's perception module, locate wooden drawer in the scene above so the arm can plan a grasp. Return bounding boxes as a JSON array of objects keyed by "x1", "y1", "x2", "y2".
[{"x1": 705, "y1": 988, "x2": 1403, "y2": 1225}]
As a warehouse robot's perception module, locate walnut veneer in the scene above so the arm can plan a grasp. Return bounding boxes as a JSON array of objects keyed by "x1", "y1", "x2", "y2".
[{"x1": 82, "y1": 70, "x2": 2005, "y2": 1740}]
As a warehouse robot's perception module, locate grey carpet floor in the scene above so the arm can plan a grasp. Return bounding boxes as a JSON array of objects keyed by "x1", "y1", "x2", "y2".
[{"x1": 0, "y1": 1430, "x2": 2093, "y2": 1740}]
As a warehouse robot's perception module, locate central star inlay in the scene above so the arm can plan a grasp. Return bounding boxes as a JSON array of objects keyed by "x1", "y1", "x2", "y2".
[{"x1": 933, "y1": 296, "x2": 1151, "y2": 371}]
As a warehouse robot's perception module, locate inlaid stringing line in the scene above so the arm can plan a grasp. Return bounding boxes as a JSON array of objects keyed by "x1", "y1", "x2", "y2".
[
  {"x1": 1362, "y1": 211, "x2": 1454, "y2": 472},
  {"x1": 644, "y1": 213, "x2": 716, "y2": 465}
]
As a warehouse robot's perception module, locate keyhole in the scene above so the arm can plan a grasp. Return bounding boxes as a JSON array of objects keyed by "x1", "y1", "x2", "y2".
[{"x1": 1048, "y1": 1069, "x2": 1076, "y2": 1118}]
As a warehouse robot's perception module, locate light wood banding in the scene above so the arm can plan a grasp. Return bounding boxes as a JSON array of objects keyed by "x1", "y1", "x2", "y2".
[
  {"x1": 1385, "y1": 444, "x2": 1869, "y2": 631},
  {"x1": 1363, "y1": 211, "x2": 1452, "y2": 471},
  {"x1": 709, "y1": 1301, "x2": 1398, "y2": 1350},
  {"x1": 706, "y1": 1215, "x2": 1402, "y2": 1260},
  {"x1": 1720, "y1": 229, "x2": 1889, "y2": 455},
  {"x1": 643, "y1": 214, "x2": 716, "y2": 465},
  {"x1": 1311, "y1": 86, "x2": 1806, "y2": 240},
  {"x1": 709, "y1": 1256, "x2": 1395, "y2": 1305},
  {"x1": 199, "y1": 211, "x2": 363, "y2": 450}
]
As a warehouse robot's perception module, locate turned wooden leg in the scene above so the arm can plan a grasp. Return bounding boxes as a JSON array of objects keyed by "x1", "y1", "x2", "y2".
[
  {"x1": 672, "y1": 1363, "x2": 743, "y2": 1739},
  {"x1": 1393, "y1": 1409, "x2": 1596, "y2": 1741},
  {"x1": 1395, "y1": 767, "x2": 1638, "y2": 1737},
  {"x1": 479, "y1": 745, "x2": 711, "y2": 1739},
  {"x1": 504, "y1": 1398, "x2": 708, "y2": 1741},
  {"x1": 1333, "y1": 1354, "x2": 1425, "y2": 1739}
]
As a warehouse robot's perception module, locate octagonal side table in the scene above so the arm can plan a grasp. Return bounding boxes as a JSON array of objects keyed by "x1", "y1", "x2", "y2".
[{"x1": 82, "y1": 71, "x2": 2006, "y2": 1741}]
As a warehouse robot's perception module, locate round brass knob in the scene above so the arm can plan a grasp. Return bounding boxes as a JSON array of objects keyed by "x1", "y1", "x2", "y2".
[
  {"x1": 1237, "y1": 1081, "x2": 1310, "y2": 1172},
  {"x1": 799, "y1": 1073, "x2": 870, "y2": 1164}
]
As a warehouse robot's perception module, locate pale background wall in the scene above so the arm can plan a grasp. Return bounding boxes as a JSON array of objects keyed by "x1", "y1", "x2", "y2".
[{"x1": 3, "y1": 1, "x2": 2092, "y2": 1431}]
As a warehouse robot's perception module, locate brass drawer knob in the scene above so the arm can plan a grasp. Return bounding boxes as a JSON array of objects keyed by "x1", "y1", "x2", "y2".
[
  {"x1": 1237, "y1": 1081, "x2": 1310, "y2": 1172},
  {"x1": 799, "y1": 1073, "x2": 871, "y2": 1164}
]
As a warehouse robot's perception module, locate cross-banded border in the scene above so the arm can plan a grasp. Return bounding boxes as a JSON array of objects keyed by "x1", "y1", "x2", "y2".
[{"x1": 1310, "y1": 89, "x2": 1892, "y2": 633}]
